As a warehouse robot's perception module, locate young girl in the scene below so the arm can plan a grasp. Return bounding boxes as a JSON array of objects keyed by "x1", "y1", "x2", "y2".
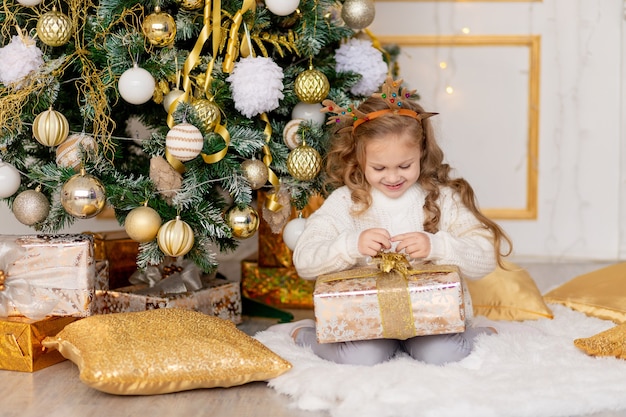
[{"x1": 269, "y1": 77, "x2": 512, "y2": 366}]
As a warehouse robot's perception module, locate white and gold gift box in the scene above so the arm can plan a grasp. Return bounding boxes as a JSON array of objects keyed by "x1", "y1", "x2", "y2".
[
  {"x1": 94, "y1": 278, "x2": 243, "y2": 324},
  {"x1": 314, "y1": 262, "x2": 466, "y2": 344},
  {"x1": 0, "y1": 234, "x2": 96, "y2": 318}
]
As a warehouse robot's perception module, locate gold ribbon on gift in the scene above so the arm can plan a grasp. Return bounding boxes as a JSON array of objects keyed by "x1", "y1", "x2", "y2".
[{"x1": 318, "y1": 255, "x2": 458, "y2": 340}]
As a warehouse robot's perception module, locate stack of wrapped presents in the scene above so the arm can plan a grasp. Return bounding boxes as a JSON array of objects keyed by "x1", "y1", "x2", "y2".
[{"x1": 0, "y1": 232, "x2": 241, "y2": 373}]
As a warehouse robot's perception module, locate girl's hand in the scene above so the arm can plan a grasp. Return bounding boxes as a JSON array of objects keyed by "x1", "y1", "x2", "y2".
[
  {"x1": 358, "y1": 228, "x2": 391, "y2": 257},
  {"x1": 391, "y1": 232, "x2": 431, "y2": 259}
]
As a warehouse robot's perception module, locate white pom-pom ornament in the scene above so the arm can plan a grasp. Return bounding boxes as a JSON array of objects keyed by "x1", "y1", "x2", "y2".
[
  {"x1": 282, "y1": 217, "x2": 307, "y2": 251},
  {"x1": 265, "y1": 0, "x2": 300, "y2": 16},
  {"x1": 335, "y1": 38, "x2": 388, "y2": 96},
  {"x1": 291, "y1": 102, "x2": 325, "y2": 126},
  {"x1": 227, "y1": 56, "x2": 284, "y2": 118},
  {"x1": 118, "y1": 64, "x2": 156, "y2": 105},
  {"x1": 0, "y1": 33, "x2": 43, "y2": 87},
  {"x1": 0, "y1": 161, "x2": 21, "y2": 198},
  {"x1": 166, "y1": 122, "x2": 204, "y2": 162}
]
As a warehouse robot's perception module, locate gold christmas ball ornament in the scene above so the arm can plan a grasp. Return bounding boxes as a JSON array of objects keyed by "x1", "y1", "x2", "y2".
[
  {"x1": 341, "y1": 0, "x2": 376, "y2": 30},
  {"x1": 225, "y1": 205, "x2": 259, "y2": 239},
  {"x1": 33, "y1": 107, "x2": 69, "y2": 147},
  {"x1": 241, "y1": 159, "x2": 269, "y2": 190},
  {"x1": 287, "y1": 143, "x2": 322, "y2": 181},
  {"x1": 60, "y1": 170, "x2": 106, "y2": 219},
  {"x1": 13, "y1": 188, "x2": 50, "y2": 226},
  {"x1": 142, "y1": 6, "x2": 177, "y2": 47},
  {"x1": 36, "y1": 7, "x2": 73, "y2": 47},
  {"x1": 157, "y1": 216, "x2": 195, "y2": 258},
  {"x1": 294, "y1": 67, "x2": 330, "y2": 104},
  {"x1": 178, "y1": 0, "x2": 204, "y2": 10},
  {"x1": 124, "y1": 205, "x2": 162, "y2": 243},
  {"x1": 165, "y1": 122, "x2": 204, "y2": 162},
  {"x1": 192, "y1": 99, "x2": 221, "y2": 133},
  {"x1": 56, "y1": 133, "x2": 96, "y2": 170}
]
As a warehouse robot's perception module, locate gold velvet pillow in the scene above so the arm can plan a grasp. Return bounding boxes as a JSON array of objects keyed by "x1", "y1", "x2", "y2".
[
  {"x1": 543, "y1": 263, "x2": 626, "y2": 324},
  {"x1": 466, "y1": 261, "x2": 553, "y2": 321},
  {"x1": 43, "y1": 308, "x2": 291, "y2": 395},
  {"x1": 574, "y1": 323, "x2": 626, "y2": 360}
]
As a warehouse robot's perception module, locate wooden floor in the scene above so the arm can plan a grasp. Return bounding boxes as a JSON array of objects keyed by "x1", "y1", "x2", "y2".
[{"x1": 2, "y1": 251, "x2": 626, "y2": 417}]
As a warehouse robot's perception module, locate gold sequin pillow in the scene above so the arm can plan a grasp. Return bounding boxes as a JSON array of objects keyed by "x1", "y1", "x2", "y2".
[
  {"x1": 43, "y1": 308, "x2": 291, "y2": 395},
  {"x1": 544, "y1": 263, "x2": 626, "y2": 324},
  {"x1": 574, "y1": 323, "x2": 626, "y2": 360},
  {"x1": 467, "y1": 261, "x2": 554, "y2": 321}
]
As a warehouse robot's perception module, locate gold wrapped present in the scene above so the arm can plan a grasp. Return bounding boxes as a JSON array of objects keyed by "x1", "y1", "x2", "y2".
[
  {"x1": 84, "y1": 230, "x2": 139, "y2": 289},
  {"x1": 314, "y1": 257, "x2": 466, "y2": 344},
  {"x1": 241, "y1": 261, "x2": 314, "y2": 309},
  {"x1": 0, "y1": 316, "x2": 78, "y2": 372},
  {"x1": 94, "y1": 261, "x2": 242, "y2": 324},
  {"x1": 0, "y1": 234, "x2": 96, "y2": 319}
]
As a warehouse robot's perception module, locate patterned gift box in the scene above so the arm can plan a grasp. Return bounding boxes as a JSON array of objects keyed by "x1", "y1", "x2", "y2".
[
  {"x1": 314, "y1": 262, "x2": 466, "y2": 344},
  {"x1": 0, "y1": 234, "x2": 96, "y2": 318},
  {"x1": 94, "y1": 278, "x2": 242, "y2": 324},
  {"x1": 84, "y1": 230, "x2": 139, "y2": 289},
  {"x1": 241, "y1": 261, "x2": 314, "y2": 309},
  {"x1": 0, "y1": 316, "x2": 78, "y2": 372}
]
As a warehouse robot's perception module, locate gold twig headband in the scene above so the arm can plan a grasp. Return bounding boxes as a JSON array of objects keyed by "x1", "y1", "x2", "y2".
[{"x1": 321, "y1": 76, "x2": 437, "y2": 132}]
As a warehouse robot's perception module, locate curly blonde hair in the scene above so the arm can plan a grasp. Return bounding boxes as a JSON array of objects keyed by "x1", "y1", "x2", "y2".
[{"x1": 324, "y1": 96, "x2": 512, "y2": 265}]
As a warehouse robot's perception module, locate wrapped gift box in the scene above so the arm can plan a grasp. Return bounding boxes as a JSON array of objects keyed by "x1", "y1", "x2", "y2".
[
  {"x1": 314, "y1": 263, "x2": 466, "y2": 344},
  {"x1": 94, "y1": 278, "x2": 242, "y2": 324},
  {"x1": 0, "y1": 234, "x2": 96, "y2": 318},
  {"x1": 241, "y1": 261, "x2": 314, "y2": 309},
  {"x1": 85, "y1": 230, "x2": 139, "y2": 289},
  {"x1": 0, "y1": 316, "x2": 78, "y2": 372}
]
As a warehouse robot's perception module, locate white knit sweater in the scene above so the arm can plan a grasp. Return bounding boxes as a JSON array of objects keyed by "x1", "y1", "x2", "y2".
[{"x1": 293, "y1": 184, "x2": 497, "y2": 280}]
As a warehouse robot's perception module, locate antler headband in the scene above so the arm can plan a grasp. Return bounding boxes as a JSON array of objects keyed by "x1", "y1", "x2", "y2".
[{"x1": 320, "y1": 76, "x2": 437, "y2": 132}]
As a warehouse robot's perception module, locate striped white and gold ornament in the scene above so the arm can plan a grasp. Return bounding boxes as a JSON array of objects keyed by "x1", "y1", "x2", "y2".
[
  {"x1": 165, "y1": 122, "x2": 204, "y2": 162},
  {"x1": 56, "y1": 133, "x2": 96, "y2": 170},
  {"x1": 157, "y1": 216, "x2": 195, "y2": 257},
  {"x1": 33, "y1": 107, "x2": 69, "y2": 147},
  {"x1": 282, "y1": 118, "x2": 304, "y2": 150}
]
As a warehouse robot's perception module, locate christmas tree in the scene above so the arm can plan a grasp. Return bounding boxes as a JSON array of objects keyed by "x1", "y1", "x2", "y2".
[{"x1": 0, "y1": 0, "x2": 396, "y2": 274}]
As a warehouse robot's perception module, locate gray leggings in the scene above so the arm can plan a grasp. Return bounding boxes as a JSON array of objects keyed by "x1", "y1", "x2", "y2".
[{"x1": 296, "y1": 326, "x2": 493, "y2": 366}]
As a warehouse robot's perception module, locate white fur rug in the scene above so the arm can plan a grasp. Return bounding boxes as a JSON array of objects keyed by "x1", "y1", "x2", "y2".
[{"x1": 254, "y1": 305, "x2": 626, "y2": 417}]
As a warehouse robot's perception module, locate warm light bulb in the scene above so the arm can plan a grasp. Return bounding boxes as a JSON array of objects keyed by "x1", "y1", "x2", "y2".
[
  {"x1": 445, "y1": 86, "x2": 454, "y2": 94},
  {"x1": 439, "y1": 61, "x2": 448, "y2": 69},
  {"x1": 461, "y1": 27, "x2": 471, "y2": 34}
]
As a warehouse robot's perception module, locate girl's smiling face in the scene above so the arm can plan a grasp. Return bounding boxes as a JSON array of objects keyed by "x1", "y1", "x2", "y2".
[{"x1": 363, "y1": 131, "x2": 422, "y2": 199}]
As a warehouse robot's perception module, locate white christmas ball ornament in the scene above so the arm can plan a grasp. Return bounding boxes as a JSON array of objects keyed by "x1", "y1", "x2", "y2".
[
  {"x1": 118, "y1": 64, "x2": 156, "y2": 105},
  {"x1": 265, "y1": 0, "x2": 300, "y2": 16},
  {"x1": 166, "y1": 122, "x2": 204, "y2": 162},
  {"x1": 163, "y1": 88, "x2": 185, "y2": 112},
  {"x1": 0, "y1": 161, "x2": 21, "y2": 198},
  {"x1": 291, "y1": 102, "x2": 325, "y2": 126},
  {"x1": 282, "y1": 217, "x2": 307, "y2": 251},
  {"x1": 17, "y1": 0, "x2": 43, "y2": 5}
]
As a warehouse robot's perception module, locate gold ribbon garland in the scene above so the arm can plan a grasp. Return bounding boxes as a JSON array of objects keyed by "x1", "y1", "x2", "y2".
[
  {"x1": 260, "y1": 113, "x2": 282, "y2": 212},
  {"x1": 222, "y1": 0, "x2": 256, "y2": 74}
]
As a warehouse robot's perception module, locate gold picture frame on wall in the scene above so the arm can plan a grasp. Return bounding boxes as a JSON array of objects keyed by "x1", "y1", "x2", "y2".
[{"x1": 376, "y1": 35, "x2": 540, "y2": 220}]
